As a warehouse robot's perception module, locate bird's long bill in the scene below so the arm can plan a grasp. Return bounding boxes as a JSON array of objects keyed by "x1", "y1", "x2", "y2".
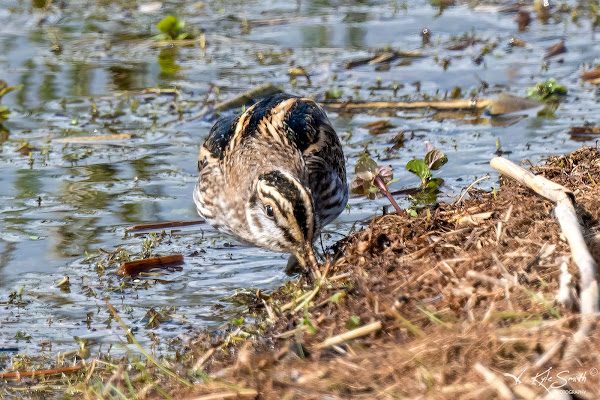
[{"x1": 294, "y1": 244, "x2": 320, "y2": 281}]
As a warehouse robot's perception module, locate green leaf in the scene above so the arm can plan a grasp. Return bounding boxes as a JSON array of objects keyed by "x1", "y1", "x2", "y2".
[
  {"x1": 406, "y1": 159, "x2": 431, "y2": 184},
  {"x1": 355, "y1": 155, "x2": 379, "y2": 180},
  {"x1": 330, "y1": 292, "x2": 345, "y2": 303},
  {"x1": 408, "y1": 209, "x2": 418, "y2": 217},
  {"x1": 424, "y1": 149, "x2": 448, "y2": 170},
  {"x1": 157, "y1": 16, "x2": 178, "y2": 36},
  {"x1": 345, "y1": 315, "x2": 361, "y2": 330},
  {"x1": 410, "y1": 188, "x2": 439, "y2": 206},
  {"x1": 230, "y1": 317, "x2": 244, "y2": 326},
  {"x1": 425, "y1": 180, "x2": 439, "y2": 190},
  {"x1": 430, "y1": 177, "x2": 444, "y2": 188}
]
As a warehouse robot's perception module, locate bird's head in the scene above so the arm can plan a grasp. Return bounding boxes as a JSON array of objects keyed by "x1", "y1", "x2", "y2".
[{"x1": 245, "y1": 170, "x2": 316, "y2": 256}]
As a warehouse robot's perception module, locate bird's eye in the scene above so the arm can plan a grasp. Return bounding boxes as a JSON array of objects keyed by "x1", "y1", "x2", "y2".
[{"x1": 265, "y1": 205, "x2": 275, "y2": 218}]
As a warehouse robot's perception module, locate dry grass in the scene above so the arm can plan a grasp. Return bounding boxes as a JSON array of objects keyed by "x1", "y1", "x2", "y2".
[{"x1": 3, "y1": 147, "x2": 600, "y2": 399}]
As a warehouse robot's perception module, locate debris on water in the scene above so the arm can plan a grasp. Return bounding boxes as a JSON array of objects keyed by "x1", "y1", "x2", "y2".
[
  {"x1": 52, "y1": 133, "x2": 136, "y2": 143},
  {"x1": 569, "y1": 126, "x2": 600, "y2": 141},
  {"x1": 117, "y1": 254, "x2": 184, "y2": 276},
  {"x1": 127, "y1": 220, "x2": 205, "y2": 232},
  {"x1": 515, "y1": 10, "x2": 531, "y2": 31},
  {"x1": 534, "y1": 0, "x2": 551, "y2": 23},
  {"x1": 488, "y1": 93, "x2": 543, "y2": 115},
  {"x1": 581, "y1": 67, "x2": 600, "y2": 84},
  {"x1": 543, "y1": 40, "x2": 566, "y2": 60},
  {"x1": 345, "y1": 49, "x2": 424, "y2": 69},
  {"x1": 55, "y1": 276, "x2": 70, "y2": 293},
  {"x1": 321, "y1": 98, "x2": 491, "y2": 112},
  {"x1": 362, "y1": 120, "x2": 395, "y2": 135},
  {"x1": 288, "y1": 67, "x2": 311, "y2": 85},
  {"x1": 508, "y1": 37, "x2": 526, "y2": 47},
  {"x1": 138, "y1": 2, "x2": 162, "y2": 14},
  {"x1": 154, "y1": 15, "x2": 197, "y2": 41},
  {"x1": 421, "y1": 27, "x2": 431, "y2": 46}
]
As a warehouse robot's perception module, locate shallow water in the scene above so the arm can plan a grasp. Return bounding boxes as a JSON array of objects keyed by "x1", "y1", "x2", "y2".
[{"x1": 1, "y1": 0, "x2": 599, "y2": 359}]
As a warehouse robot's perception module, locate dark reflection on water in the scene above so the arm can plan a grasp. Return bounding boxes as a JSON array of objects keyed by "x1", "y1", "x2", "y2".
[{"x1": 0, "y1": 0, "x2": 599, "y2": 357}]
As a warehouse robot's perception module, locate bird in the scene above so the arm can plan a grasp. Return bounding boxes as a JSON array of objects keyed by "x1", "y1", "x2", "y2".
[{"x1": 193, "y1": 93, "x2": 348, "y2": 267}]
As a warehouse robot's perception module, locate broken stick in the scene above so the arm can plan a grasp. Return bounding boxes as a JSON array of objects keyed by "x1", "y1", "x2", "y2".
[
  {"x1": 127, "y1": 220, "x2": 204, "y2": 232},
  {"x1": 321, "y1": 98, "x2": 492, "y2": 112},
  {"x1": 117, "y1": 254, "x2": 184, "y2": 276}
]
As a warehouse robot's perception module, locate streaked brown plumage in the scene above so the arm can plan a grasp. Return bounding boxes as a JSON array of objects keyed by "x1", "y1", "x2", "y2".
[{"x1": 193, "y1": 94, "x2": 348, "y2": 259}]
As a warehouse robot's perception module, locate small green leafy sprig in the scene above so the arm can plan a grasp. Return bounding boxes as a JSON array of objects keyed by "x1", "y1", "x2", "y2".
[
  {"x1": 154, "y1": 16, "x2": 196, "y2": 41},
  {"x1": 526, "y1": 78, "x2": 567, "y2": 119},
  {"x1": 405, "y1": 143, "x2": 447, "y2": 206},
  {"x1": 406, "y1": 143, "x2": 447, "y2": 189},
  {"x1": 350, "y1": 154, "x2": 403, "y2": 215},
  {"x1": 526, "y1": 78, "x2": 567, "y2": 102}
]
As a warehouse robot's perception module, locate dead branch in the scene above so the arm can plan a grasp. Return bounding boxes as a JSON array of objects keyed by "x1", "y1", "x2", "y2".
[
  {"x1": 321, "y1": 98, "x2": 491, "y2": 112},
  {"x1": 490, "y1": 156, "x2": 599, "y2": 360}
]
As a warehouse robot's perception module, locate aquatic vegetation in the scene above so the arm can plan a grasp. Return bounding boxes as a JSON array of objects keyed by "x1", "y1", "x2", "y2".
[
  {"x1": 405, "y1": 143, "x2": 448, "y2": 206},
  {"x1": 0, "y1": 81, "x2": 22, "y2": 123},
  {"x1": 526, "y1": 78, "x2": 567, "y2": 102},
  {"x1": 154, "y1": 15, "x2": 197, "y2": 40},
  {"x1": 406, "y1": 142, "x2": 447, "y2": 189}
]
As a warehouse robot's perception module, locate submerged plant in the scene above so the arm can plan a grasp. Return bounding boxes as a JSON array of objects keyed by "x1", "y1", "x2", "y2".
[{"x1": 350, "y1": 154, "x2": 402, "y2": 215}]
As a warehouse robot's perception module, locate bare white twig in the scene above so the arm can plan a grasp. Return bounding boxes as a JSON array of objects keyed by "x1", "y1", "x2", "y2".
[
  {"x1": 474, "y1": 363, "x2": 515, "y2": 400},
  {"x1": 490, "y1": 157, "x2": 599, "y2": 360},
  {"x1": 556, "y1": 262, "x2": 575, "y2": 309}
]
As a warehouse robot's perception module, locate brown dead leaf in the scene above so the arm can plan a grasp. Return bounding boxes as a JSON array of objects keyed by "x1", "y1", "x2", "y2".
[{"x1": 544, "y1": 40, "x2": 566, "y2": 60}]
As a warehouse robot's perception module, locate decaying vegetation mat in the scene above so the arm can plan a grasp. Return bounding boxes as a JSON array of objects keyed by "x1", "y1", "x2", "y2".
[{"x1": 3, "y1": 147, "x2": 600, "y2": 399}]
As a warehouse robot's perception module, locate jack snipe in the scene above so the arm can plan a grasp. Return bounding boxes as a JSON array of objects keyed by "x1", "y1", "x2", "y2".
[{"x1": 193, "y1": 94, "x2": 348, "y2": 263}]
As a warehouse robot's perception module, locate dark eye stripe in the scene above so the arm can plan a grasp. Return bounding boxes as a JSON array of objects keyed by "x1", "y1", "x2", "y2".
[
  {"x1": 252, "y1": 192, "x2": 296, "y2": 247},
  {"x1": 259, "y1": 171, "x2": 311, "y2": 242}
]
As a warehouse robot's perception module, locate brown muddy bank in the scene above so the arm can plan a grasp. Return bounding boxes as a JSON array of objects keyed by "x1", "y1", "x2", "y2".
[{"x1": 170, "y1": 147, "x2": 599, "y2": 399}]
